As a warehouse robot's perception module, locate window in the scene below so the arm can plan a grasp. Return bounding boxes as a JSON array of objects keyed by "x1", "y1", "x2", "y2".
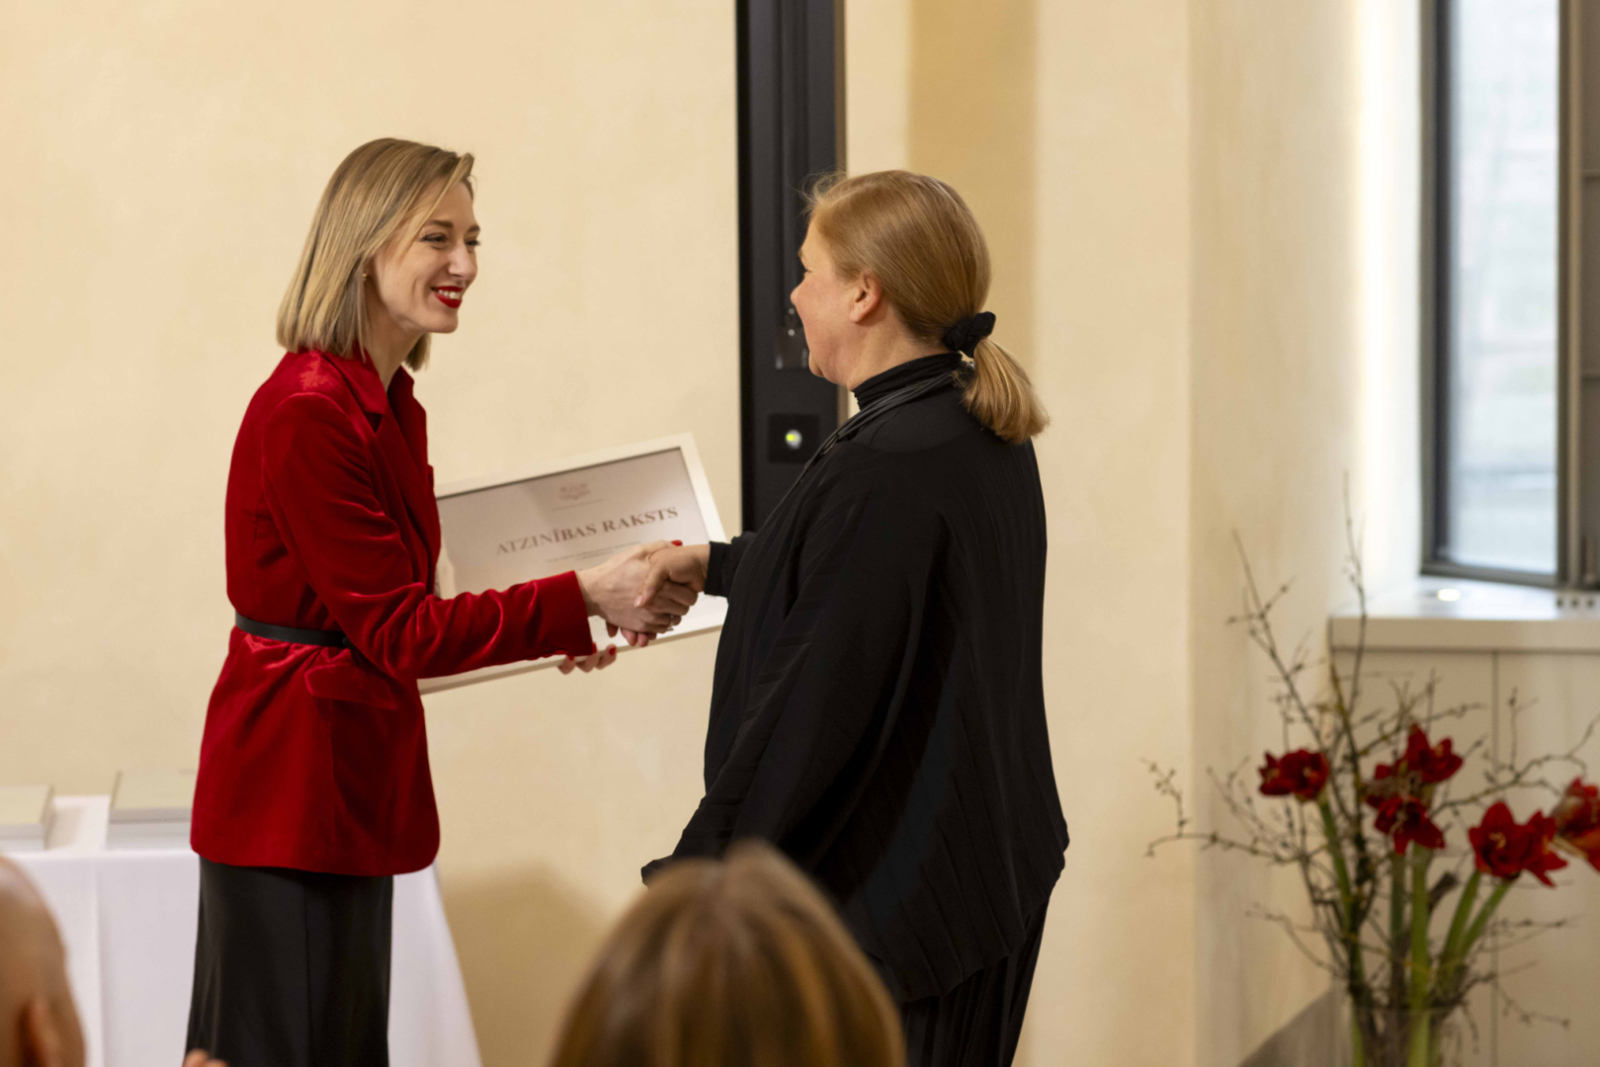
[{"x1": 1426, "y1": 0, "x2": 1562, "y2": 582}]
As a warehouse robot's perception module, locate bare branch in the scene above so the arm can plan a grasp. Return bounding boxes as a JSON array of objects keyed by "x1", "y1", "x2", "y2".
[{"x1": 1145, "y1": 497, "x2": 1600, "y2": 1036}]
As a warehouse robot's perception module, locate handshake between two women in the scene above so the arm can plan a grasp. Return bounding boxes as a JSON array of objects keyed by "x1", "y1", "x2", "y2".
[{"x1": 564, "y1": 541, "x2": 712, "y2": 673}]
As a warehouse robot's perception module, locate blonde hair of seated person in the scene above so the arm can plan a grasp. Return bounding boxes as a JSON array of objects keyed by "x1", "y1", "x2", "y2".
[
  {"x1": 547, "y1": 842, "x2": 904, "y2": 1067},
  {"x1": 0, "y1": 857, "x2": 84, "y2": 1067},
  {"x1": 0, "y1": 857, "x2": 224, "y2": 1067}
]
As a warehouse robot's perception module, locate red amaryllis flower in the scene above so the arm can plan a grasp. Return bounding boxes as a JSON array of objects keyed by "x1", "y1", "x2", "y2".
[
  {"x1": 1406, "y1": 727, "x2": 1464, "y2": 784},
  {"x1": 1259, "y1": 750, "x2": 1331, "y2": 802},
  {"x1": 1365, "y1": 762, "x2": 1402, "y2": 804},
  {"x1": 1551, "y1": 778, "x2": 1600, "y2": 873},
  {"x1": 1374, "y1": 726, "x2": 1464, "y2": 787},
  {"x1": 1369, "y1": 794, "x2": 1447, "y2": 854},
  {"x1": 1469, "y1": 802, "x2": 1569, "y2": 886}
]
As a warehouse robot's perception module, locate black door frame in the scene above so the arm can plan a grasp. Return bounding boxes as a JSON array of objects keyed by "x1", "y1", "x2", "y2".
[{"x1": 737, "y1": 0, "x2": 846, "y2": 530}]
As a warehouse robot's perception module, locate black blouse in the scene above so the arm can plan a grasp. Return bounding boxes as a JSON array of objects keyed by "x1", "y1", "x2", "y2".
[{"x1": 648, "y1": 352, "x2": 1069, "y2": 1001}]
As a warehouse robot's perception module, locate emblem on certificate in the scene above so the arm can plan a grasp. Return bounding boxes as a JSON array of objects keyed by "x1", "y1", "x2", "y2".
[{"x1": 419, "y1": 434, "x2": 728, "y2": 693}]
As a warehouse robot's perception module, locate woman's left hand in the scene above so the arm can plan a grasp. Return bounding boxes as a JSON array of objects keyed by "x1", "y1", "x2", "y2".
[
  {"x1": 606, "y1": 621, "x2": 660, "y2": 648},
  {"x1": 558, "y1": 644, "x2": 618, "y2": 674},
  {"x1": 578, "y1": 542, "x2": 697, "y2": 634}
]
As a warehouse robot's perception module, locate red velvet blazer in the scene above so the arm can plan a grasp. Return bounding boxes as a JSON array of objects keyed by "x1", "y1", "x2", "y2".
[{"x1": 191, "y1": 350, "x2": 596, "y2": 876}]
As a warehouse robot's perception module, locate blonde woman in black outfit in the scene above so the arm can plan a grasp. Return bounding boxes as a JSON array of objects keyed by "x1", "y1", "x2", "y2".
[{"x1": 639, "y1": 170, "x2": 1068, "y2": 1067}]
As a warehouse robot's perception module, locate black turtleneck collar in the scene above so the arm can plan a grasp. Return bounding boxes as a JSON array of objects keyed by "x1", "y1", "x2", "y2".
[{"x1": 852, "y1": 352, "x2": 965, "y2": 409}]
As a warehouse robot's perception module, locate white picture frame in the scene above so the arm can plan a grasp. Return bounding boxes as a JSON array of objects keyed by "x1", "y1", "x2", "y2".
[{"x1": 418, "y1": 433, "x2": 728, "y2": 694}]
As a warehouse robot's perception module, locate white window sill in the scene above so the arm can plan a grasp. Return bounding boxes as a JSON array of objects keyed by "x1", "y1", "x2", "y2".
[{"x1": 1329, "y1": 577, "x2": 1600, "y2": 653}]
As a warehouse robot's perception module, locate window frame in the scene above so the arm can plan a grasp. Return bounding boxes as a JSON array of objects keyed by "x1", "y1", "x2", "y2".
[{"x1": 1421, "y1": 0, "x2": 1573, "y2": 589}]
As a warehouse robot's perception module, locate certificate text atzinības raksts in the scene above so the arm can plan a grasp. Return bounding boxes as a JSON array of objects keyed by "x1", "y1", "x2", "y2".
[{"x1": 494, "y1": 507, "x2": 682, "y2": 556}]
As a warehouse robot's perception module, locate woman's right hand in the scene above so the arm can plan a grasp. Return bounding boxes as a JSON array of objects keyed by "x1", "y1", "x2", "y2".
[
  {"x1": 577, "y1": 542, "x2": 699, "y2": 635},
  {"x1": 621, "y1": 544, "x2": 711, "y2": 648}
]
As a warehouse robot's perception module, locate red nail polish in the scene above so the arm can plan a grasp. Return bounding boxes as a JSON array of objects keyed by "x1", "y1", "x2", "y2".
[{"x1": 672, "y1": 540, "x2": 683, "y2": 546}]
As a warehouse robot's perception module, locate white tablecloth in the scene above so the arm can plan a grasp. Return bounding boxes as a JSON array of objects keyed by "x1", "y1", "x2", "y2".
[{"x1": 10, "y1": 796, "x2": 482, "y2": 1067}]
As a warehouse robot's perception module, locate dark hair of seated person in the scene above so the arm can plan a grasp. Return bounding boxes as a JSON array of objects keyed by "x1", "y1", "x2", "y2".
[{"x1": 547, "y1": 841, "x2": 904, "y2": 1067}]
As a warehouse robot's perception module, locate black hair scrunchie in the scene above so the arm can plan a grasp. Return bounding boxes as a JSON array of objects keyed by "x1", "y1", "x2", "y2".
[{"x1": 941, "y1": 311, "x2": 996, "y2": 354}]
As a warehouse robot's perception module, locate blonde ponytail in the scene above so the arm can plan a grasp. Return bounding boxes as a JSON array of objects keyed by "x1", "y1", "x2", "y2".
[
  {"x1": 965, "y1": 338, "x2": 1048, "y2": 444},
  {"x1": 808, "y1": 170, "x2": 1048, "y2": 443}
]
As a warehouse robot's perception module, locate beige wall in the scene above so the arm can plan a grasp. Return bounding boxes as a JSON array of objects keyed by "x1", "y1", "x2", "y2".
[
  {"x1": 1189, "y1": 1, "x2": 1421, "y2": 1062},
  {"x1": 1, "y1": 2, "x2": 738, "y2": 1064},
  {"x1": 1, "y1": 1, "x2": 1430, "y2": 1066},
  {"x1": 1189, "y1": 0, "x2": 1366, "y2": 1057},
  {"x1": 1027, "y1": 2, "x2": 1198, "y2": 1063}
]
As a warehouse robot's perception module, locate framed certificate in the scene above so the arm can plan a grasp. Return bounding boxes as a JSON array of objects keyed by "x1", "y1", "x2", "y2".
[{"x1": 418, "y1": 434, "x2": 729, "y2": 694}]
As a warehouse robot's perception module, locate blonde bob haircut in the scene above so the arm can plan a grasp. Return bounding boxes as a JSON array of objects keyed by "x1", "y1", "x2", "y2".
[
  {"x1": 547, "y1": 842, "x2": 904, "y2": 1067},
  {"x1": 808, "y1": 170, "x2": 1048, "y2": 443},
  {"x1": 277, "y1": 138, "x2": 474, "y2": 371}
]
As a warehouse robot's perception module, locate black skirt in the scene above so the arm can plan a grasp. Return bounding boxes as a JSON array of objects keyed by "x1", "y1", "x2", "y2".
[
  {"x1": 185, "y1": 857, "x2": 394, "y2": 1067},
  {"x1": 900, "y1": 902, "x2": 1050, "y2": 1067}
]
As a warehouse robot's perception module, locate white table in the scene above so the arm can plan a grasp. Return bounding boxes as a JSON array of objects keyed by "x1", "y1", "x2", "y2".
[{"x1": 10, "y1": 797, "x2": 482, "y2": 1067}]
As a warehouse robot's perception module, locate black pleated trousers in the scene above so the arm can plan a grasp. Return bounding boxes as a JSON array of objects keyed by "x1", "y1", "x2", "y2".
[
  {"x1": 900, "y1": 902, "x2": 1050, "y2": 1067},
  {"x1": 185, "y1": 857, "x2": 394, "y2": 1067}
]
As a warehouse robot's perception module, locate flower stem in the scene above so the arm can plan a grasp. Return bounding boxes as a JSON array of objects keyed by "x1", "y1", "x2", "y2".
[
  {"x1": 1319, "y1": 798, "x2": 1355, "y2": 924},
  {"x1": 1320, "y1": 799, "x2": 1367, "y2": 1067},
  {"x1": 1408, "y1": 1012, "x2": 1432, "y2": 1067},
  {"x1": 1461, "y1": 877, "x2": 1513, "y2": 957},
  {"x1": 1407, "y1": 847, "x2": 1433, "y2": 1067},
  {"x1": 1389, "y1": 852, "x2": 1407, "y2": 1008},
  {"x1": 1440, "y1": 869, "x2": 1480, "y2": 963},
  {"x1": 1435, "y1": 869, "x2": 1481, "y2": 999},
  {"x1": 1318, "y1": 799, "x2": 1366, "y2": 983}
]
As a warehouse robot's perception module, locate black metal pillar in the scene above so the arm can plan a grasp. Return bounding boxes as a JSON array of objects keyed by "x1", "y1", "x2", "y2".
[{"x1": 737, "y1": 0, "x2": 845, "y2": 530}]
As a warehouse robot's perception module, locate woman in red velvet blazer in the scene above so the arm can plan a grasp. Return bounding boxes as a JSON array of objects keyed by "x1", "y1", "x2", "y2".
[{"x1": 184, "y1": 139, "x2": 694, "y2": 1067}]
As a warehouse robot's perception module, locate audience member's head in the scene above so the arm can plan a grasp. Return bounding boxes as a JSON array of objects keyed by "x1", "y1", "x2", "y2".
[
  {"x1": 0, "y1": 856, "x2": 83, "y2": 1067},
  {"x1": 548, "y1": 842, "x2": 903, "y2": 1067}
]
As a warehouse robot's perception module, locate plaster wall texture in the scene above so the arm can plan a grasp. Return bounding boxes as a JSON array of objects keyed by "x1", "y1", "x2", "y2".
[
  {"x1": 1021, "y1": 2, "x2": 1196, "y2": 1064},
  {"x1": 1188, "y1": 1, "x2": 1421, "y2": 1062}
]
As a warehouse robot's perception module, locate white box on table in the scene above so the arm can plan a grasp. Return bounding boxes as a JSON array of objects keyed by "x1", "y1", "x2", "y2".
[
  {"x1": 108, "y1": 769, "x2": 194, "y2": 850},
  {"x1": 0, "y1": 784, "x2": 54, "y2": 852}
]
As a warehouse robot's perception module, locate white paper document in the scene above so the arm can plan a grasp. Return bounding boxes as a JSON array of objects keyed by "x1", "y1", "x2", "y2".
[{"x1": 420, "y1": 434, "x2": 728, "y2": 693}]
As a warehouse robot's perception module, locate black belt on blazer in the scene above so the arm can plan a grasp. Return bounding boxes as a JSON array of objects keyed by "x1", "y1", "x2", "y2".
[{"x1": 234, "y1": 612, "x2": 349, "y2": 649}]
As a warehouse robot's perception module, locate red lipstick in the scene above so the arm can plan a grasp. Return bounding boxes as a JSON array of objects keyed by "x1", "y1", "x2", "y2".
[{"x1": 433, "y1": 286, "x2": 463, "y2": 309}]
